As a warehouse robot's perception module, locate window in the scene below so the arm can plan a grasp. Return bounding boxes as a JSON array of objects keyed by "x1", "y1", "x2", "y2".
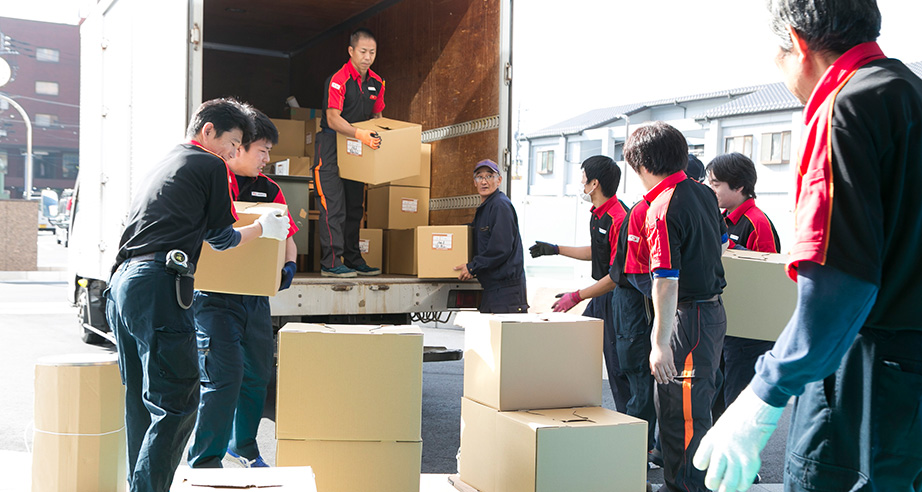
[
  {"x1": 579, "y1": 140, "x2": 602, "y2": 162},
  {"x1": 36, "y1": 48, "x2": 60, "y2": 63},
  {"x1": 537, "y1": 150, "x2": 554, "y2": 174},
  {"x1": 761, "y1": 131, "x2": 792, "y2": 164},
  {"x1": 35, "y1": 114, "x2": 58, "y2": 127},
  {"x1": 725, "y1": 135, "x2": 753, "y2": 158},
  {"x1": 35, "y1": 81, "x2": 59, "y2": 96},
  {"x1": 62, "y1": 153, "x2": 79, "y2": 178}
]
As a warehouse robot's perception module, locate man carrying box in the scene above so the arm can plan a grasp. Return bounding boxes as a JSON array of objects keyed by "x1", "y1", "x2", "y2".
[
  {"x1": 455, "y1": 159, "x2": 528, "y2": 313},
  {"x1": 313, "y1": 27, "x2": 385, "y2": 278},
  {"x1": 104, "y1": 98, "x2": 290, "y2": 492},
  {"x1": 625, "y1": 121, "x2": 728, "y2": 492},
  {"x1": 187, "y1": 108, "x2": 298, "y2": 469}
]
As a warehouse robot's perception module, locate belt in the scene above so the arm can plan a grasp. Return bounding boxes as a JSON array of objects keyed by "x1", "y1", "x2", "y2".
[{"x1": 124, "y1": 251, "x2": 167, "y2": 264}]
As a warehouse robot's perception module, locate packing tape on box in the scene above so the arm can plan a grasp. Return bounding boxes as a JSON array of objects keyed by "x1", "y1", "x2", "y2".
[{"x1": 33, "y1": 426, "x2": 126, "y2": 437}]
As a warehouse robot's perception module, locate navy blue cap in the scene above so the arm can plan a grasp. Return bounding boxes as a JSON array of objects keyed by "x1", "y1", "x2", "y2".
[{"x1": 473, "y1": 159, "x2": 500, "y2": 175}]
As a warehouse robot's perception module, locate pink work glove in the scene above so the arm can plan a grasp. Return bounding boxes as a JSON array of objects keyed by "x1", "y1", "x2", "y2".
[{"x1": 552, "y1": 291, "x2": 582, "y2": 312}]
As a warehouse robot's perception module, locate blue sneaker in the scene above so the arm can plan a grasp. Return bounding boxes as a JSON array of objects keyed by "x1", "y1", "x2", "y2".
[
  {"x1": 225, "y1": 449, "x2": 270, "y2": 468},
  {"x1": 348, "y1": 262, "x2": 381, "y2": 276},
  {"x1": 321, "y1": 264, "x2": 357, "y2": 278}
]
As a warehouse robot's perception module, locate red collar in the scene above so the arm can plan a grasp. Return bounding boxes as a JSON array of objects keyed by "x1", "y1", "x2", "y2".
[
  {"x1": 591, "y1": 194, "x2": 621, "y2": 219},
  {"x1": 185, "y1": 139, "x2": 227, "y2": 162},
  {"x1": 343, "y1": 60, "x2": 379, "y2": 84},
  {"x1": 644, "y1": 171, "x2": 687, "y2": 203},
  {"x1": 725, "y1": 198, "x2": 756, "y2": 225},
  {"x1": 803, "y1": 42, "x2": 886, "y2": 123}
]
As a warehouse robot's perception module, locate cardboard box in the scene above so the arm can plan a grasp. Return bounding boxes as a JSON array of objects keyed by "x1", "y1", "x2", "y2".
[
  {"x1": 32, "y1": 354, "x2": 127, "y2": 492},
  {"x1": 171, "y1": 467, "x2": 316, "y2": 491},
  {"x1": 416, "y1": 225, "x2": 471, "y2": 279},
  {"x1": 496, "y1": 406, "x2": 646, "y2": 492},
  {"x1": 386, "y1": 143, "x2": 431, "y2": 188},
  {"x1": 276, "y1": 323, "x2": 423, "y2": 441},
  {"x1": 268, "y1": 154, "x2": 312, "y2": 177},
  {"x1": 276, "y1": 440, "x2": 421, "y2": 492},
  {"x1": 195, "y1": 202, "x2": 287, "y2": 297},
  {"x1": 722, "y1": 250, "x2": 796, "y2": 341},
  {"x1": 171, "y1": 467, "x2": 315, "y2": 491},
  {"x1": 288, "y1": 107, "x2": 323, "y2": 121},
  {"x1": 270, "y1": 118, "x2": 306, "y2": 156},
  {"x1": 303, "y1": 118, "x2": 321, "y2": 155},
  {"x1": 359, "y1": 228, "x2": 383, "y2": 269},
  {"x1": 336, "y1": 118, "x2": 422, "y2": 185},
  {"x1": 366, "y1": 185, "x2": 430, "y2": 230},
  {"x1": 384, "y1": 228, "x2": 418, "y2": 275},
  {"x1": 464, "y1": 313, "x2": 603, "y2": 411},
  {"x1": 458, "y1": 397, "x2": 498, "y2": 492}
]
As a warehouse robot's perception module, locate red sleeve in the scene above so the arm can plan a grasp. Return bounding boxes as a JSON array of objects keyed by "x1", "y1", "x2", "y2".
[
  {"x1": 265, "y1": 175, "x2": 299, "y2": 238},
  {"x1": 327, "y1": 71, "x2": 348, "y2": 112},
  {"x1": 373, "y1": 78, "x2": 386, "y2": 114},
  {"x1": 607, "y1": 205, "x2": 627, "y2": 266}
]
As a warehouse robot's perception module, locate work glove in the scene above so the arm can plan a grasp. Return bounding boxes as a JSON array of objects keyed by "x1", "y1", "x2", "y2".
[
  {"x1": 529, "y1": 241, "x2": 559, "y2": 258},
  {"x1": 693, "y1": 385, "x2": 785, "y2": 492},
  {"x1": 552, "y1": 291, "x2": 582, "y2": 312},
  {"x1": 279, "y1": 261, "x2": 297, "y2": 291},
  {"x1": 355, "y1": 129, "x2": 382, "y2": 149},
  {"x1": 256, "y1": 209, "x2": 289, "y2": 241}
]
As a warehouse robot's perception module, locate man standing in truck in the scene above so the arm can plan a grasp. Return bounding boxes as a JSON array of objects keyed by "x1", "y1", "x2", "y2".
[
  {"x1": 313, "y1": 27, "x2": 385, "y2": 278},
  {"x1": 105, "y1": 98, "x2": 290, "y2": 492},
  {"x1": 187, "y1": 108, "x2": 298, "y2": 469},
  {"x1": 455, "y1": 159, "x2": 528, "y2": 313},
  {"x1": 694, "y1": 1, "x2": 922, "y2": 490}
]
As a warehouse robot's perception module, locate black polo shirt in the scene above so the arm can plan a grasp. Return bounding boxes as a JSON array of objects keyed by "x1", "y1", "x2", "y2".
[
  {"x1": 115, "y1": 142, "x2": 237, "y2": 267},
  {"x1": 644, "y1": 171, "x2": 727, "y2": 302},
  {"x1": 320, "y1": 61, "x2": 385, "y2": 129},
  {"x1": 724, "y1": 198, "x2": 780, "y2": 253},
  {"x1": 230, "y1": 173, "x2": 299, "y2": 238},
  {"x1": 589, "y1": 195, "x2": 628, "y2": 281}
]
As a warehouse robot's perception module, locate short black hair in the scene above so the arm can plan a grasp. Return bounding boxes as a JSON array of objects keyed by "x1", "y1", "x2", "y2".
[
  {"x1": 767, "y1": 0, "x2": 880, "y2": 54},
  {"x1": 581, "y1": 155, "x2": 621, "y2": 198},
  {"x1": 350, "y1": 28, "x2": 376, "y2": 47},
  {"x1": 185, "y1": 98, "x2": 254, "y2": 143},
  {"x1": 706, "y1": 152, "x2": 758, "y2": 198},
  {"x1": 243, "y1": 108, "x2": 279, "y2": 151},
  {"x1": 624, "y1": 122, "x2": 688, "y2": 176}
]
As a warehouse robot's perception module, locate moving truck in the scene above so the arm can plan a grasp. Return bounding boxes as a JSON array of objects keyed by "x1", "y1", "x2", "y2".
[{"x1": 69, "y1": 0, "x2": 513, "y2": 344}]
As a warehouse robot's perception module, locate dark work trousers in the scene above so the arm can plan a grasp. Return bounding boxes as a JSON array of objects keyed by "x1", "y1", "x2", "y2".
[
  {"x1": 313, "y1": 131, "x2": 365, "y2": 270},
  {"x1": 712, "y1": 335, "x2": 775, "y2": 420},
  {"x1": 613, "y1": 286, "x2": 657, "y2": 450},
  {"x1": 656, "y1": 297, "x2": 726, "y2": 492},
  {"x1": 584, "y1": 291, "x2": 630, "y2": 412},
  {"x1": 105, "y1": 259, "x2": 199, "y2": 492},
  {"x1": 784, "y1": 327, "x2": 922, "y2": 492},
  {"x1": 478, "y1": 278, "x2": 529, "y2": 314},
  {"x1": 187, "y1": 292, "x2": 273, "y2": 468}
]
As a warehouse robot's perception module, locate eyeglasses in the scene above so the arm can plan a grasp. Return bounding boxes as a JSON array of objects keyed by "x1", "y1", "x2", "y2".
[{"x1": 474, "y1": 174, "x2": 497, "y2": 182}]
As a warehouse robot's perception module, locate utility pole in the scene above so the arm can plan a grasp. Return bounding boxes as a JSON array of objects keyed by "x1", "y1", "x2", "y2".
[{"x1": 0, "y1": 55, "x2": 32, "y2": 199}]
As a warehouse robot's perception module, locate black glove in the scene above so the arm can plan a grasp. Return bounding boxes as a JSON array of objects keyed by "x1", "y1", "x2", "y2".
[
  {"x1": 279, "y1": 261, "x2": 297, "y2": 291},
  {"x1": 529, "y1": 241, "x2": 559, "y2": 258}
]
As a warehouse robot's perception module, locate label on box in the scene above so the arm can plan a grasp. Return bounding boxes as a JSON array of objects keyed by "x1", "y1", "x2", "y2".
[
  {"x1": 346, "y1": 138, "x2": 363, "y2": 156},
  {"x1": 431, "y1": 233, "x2": 453, "y2": 250},
  {"x1": 401, "y1": 198, "x2": 418, "y2": 213},
  {"x1": 359, "y1": 239, "x2": 370, "y2": 254},
  {"x1": 305, "y1": 132, "x2": 313, "y2": 145},
  {"x1": 275, "y1": 159, "x2": 289, "y2": 175}
]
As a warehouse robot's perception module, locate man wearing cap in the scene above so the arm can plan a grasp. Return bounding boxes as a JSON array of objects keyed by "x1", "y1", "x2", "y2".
[{"x1": 455, "y1": 159, "x2": 528, "y2": 313}]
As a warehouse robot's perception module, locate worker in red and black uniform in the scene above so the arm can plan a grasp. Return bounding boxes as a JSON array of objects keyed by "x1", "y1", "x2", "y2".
[
  {"x1": 625, "y1": 121, "x2": 728, "y2": 492},
  {"x1": 104, "y1": 99, "x2": 290, "y2": 492},
  {"x1": 313, "y1": 27, "x2": 384, "y2": 278},
  {"x1": 529, "y1": 155, "x2": 631, "y2": 411},
  {"x1": 187, "y1": 109, "x2": 298, "y2": 469},
  {"x1": 694, "y1": 1, "x2": 922, "y2": 490},
  {"x1": 455, "y1": 159, "x2": 528, "y2": 313},
  {"x1": 705, "y1": 152, "x2": 781, "y2": 423}
]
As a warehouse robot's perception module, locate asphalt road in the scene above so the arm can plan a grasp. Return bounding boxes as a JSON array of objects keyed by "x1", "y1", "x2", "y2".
[{"x1": 0, "y1": 233, "x2": 789, "y2": 491}]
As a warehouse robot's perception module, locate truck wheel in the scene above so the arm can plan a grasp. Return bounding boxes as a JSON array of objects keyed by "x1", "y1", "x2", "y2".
[{"x1": 78, "y1": 287, "x2": 107, "y2": 345}]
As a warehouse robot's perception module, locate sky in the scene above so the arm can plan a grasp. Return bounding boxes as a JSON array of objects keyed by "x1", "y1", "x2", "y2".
[{"x1": 2, "y1": 0, "x2": 921, "y2": 134}]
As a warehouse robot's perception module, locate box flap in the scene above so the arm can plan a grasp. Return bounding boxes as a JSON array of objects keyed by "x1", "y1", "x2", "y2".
[
  {"x1": 280, "y1": 323, "x2": 422, "y2": 336},
  {"x1": 722, "y1": 249, "x2": 789, "y2": 264},
  {"x1": 175, "y1": 467, "x2": 316, "y2": 490}
]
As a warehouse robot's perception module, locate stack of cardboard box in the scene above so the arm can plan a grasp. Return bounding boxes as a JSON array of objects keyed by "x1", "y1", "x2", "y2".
[
  {"x1": 275, "y1": 323, "x2": 424, "y2": 492},
  {"x1": 458, "y1": 313, "x2": 648, "y2": 492},
  {"x1": 268, "y1": 116, "x2": 312, "y2": 177}
]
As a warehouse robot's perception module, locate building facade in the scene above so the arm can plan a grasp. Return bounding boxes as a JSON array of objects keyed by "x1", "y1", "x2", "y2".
[{"x1": 0, "y1": 16, "x2": 79, "y2": 199}]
